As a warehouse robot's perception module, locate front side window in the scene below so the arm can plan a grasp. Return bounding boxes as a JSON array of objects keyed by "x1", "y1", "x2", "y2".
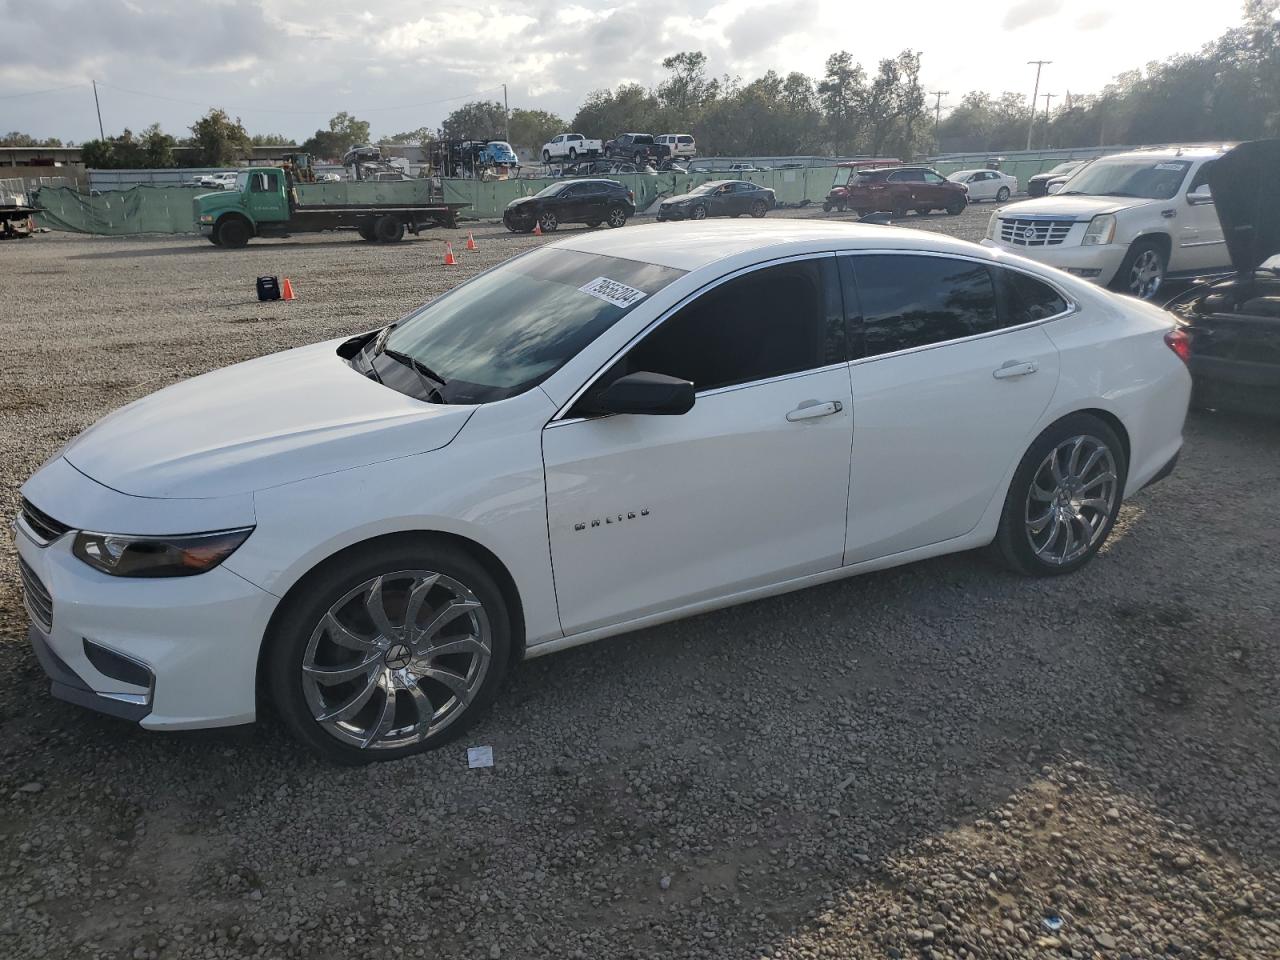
[
  {"x1": 250, "y1": 172, "x2": 275, "y2": 192},
  {"x1": 617, "y1": 259, "x2": 845, "y2": 392},
  {"x1": 846, "y1": 255, "x2": 1000, "y2": 359},
  {"x1": 378, "y1": 249, "x2": 685, "y2": 404},
  {"x1": 923, "y1": 171, "x2": 945, "y2": 183}
]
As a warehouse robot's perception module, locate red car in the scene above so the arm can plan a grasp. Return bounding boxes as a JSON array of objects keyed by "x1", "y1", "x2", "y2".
[{"x1": 824, "y1": 164, "x2": 968, "y2": 217}]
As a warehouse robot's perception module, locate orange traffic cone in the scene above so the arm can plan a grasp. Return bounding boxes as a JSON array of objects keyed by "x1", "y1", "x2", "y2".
[
  {"x1": 532, "y1": 221, "x2": 542, "y2": 236},
  {"x1": 465, "y1": 231, "x2": 477, "y2": 251},
  {"x1": 281, "y1": 278, "x2": 296, "y2": 301},
  {"x1": 443, "y1": 243, "x2": 457, "y2": 266}
]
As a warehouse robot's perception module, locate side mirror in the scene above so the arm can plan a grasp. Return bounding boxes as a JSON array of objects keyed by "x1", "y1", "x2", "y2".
[
  {"x1": 1047, "y1": 181, "x2": 1063, "y2": 195},
  {"x1": 1187, "y1": 184, "x2": 1213, "y2": 205},
  {"x1": 592, "y1": 371, "x2": 695, "y2": 416}
]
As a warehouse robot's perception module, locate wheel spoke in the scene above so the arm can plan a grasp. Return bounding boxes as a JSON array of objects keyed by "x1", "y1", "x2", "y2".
[
  {"x1": 1030, "y1": 477, "x2": 1057, "y2": 501},
  {"x1": 1066, "y1": 436, "x2": 1086, "y2": 476},
  {"x1": 422, "y1": 666, "x2": 471, "y2": 702},
  {"x1": 323, "y1": 612, "x2": 378, "y2": 652},
  {"x1": 1060, "y1": 516, "x2": 1076, "y2": 559},
  {"x1": 360, "y1": 670, "x2": 398, "y2": 748},
  {"x1": 415, "y1": 600, "x2": 481, "y2": 648},
  {"x1": 1027, "y1": 507, "x2": 1055, "y2": 535},
  {"x1": 1081, "y1": 471, "x2": 1117, "y2": 491},
  {"x1": 419, "y1": 635, "x2": 487, "y2": 660},
  {"x1": 364, "y1": 576, "x2": 397, "y2": 641},
  {"x1": 1077, "y1": 446, "x2": 1105, "y2": 480},
  {"x1": 315, "y1": 668, "x2": 381, "y2": 723},
  {"x1": 1079, "y1": 496, "x2": 1110, "y2": 514},
  {"x1": 1049, "y1": 449, "x2": 1067, "y2": 486},
  {"x1": 303, "y1": 653, "x2": 382, "y2": 685},
  {"x1": 1035, "y1": 516, "x2": 1064, "y2": 557},
  {"x1": 402, "y1": 574, "x2": 440, "y2": 641},
  {"x1": 406, "y1": 682, "x2": 435, "y2": 727}
]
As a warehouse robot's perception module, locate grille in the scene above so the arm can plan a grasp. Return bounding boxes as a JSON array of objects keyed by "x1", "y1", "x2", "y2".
[
  {"x1": 20, "y1": 498, "x2": 71, "y2": 544},
  {"x1": 18, "y1": 556, "x2": 53, "y2": 633},
  {"x1": 999, "y1": 217, "x2": 1075, "y2": 247}
]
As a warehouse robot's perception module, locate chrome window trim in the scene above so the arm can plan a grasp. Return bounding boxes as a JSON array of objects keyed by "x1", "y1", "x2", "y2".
[
  {"x1": 549, "y1": 251, "x2": 844, "y2": 425},
  {"x1": 838, "y1": 248, "x2": 1079, "y2": 367}
]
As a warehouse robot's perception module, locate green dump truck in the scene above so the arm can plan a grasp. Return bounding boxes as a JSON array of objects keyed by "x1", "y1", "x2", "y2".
[{"x1": 194, "y1": 168, "x2": 467, "y2": 248}]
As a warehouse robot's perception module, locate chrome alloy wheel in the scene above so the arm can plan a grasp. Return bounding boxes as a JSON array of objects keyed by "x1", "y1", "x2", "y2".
[
  {"x1": 1127, "y1": 248, "x2": 1164, "y2": 300},
  {"x1": 1024, "y1": 435, "x2": 1118, "y2": 566},
  {"x1": 301, "y1": 571, "x2": 492, "y2": 750}
]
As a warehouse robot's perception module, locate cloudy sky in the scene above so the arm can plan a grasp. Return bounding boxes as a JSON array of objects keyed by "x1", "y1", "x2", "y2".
[{"x1": 0, "y1": 0, "x2": 1244, "y2": 143}]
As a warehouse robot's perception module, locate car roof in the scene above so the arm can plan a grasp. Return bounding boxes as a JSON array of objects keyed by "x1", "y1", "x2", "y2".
[
  {"x1": 551, "y1": 219, "x2": 996, "y2": 272},
  {"x1": 1102, "y1": 145, "x2": 1231, "y2": 162}
]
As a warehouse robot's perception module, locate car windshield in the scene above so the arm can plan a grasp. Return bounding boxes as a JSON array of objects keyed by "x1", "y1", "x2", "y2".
[
  {"x1": 234, "y1": 171, "x2": 250, "y2": 191},
  {"x1": 534, "y1": 182, "x2": 569, "y2": 198},
  {"x1": 1059, "y1": 158, "x2": 1192, "y2": 199},
  {"x1": 1049, "y1": 161, "x2": 1081, "y2": 176},
  {"x1": 688, "y1": 182, "x2": 723, "y2": 196},
  {"x1": 378, "y1": 249, "x2": 686, "y2": 404}
]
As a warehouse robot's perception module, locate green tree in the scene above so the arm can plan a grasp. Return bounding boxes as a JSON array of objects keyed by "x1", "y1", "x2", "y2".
[
  {"x1": 381, "y1": 127, "x2": 435, "y2": 145},
  {"x1": 817, "y1": 52, "x2": 867, "y2": 154},
  {"x1": 441, "y1": 101, "x2": 507, "y2": 140},
  {"x1": 250, "y1": 133, "x2": 296, "y2": 146},
  {"x1": 1, "y1": 131, "x2": 63, "y2": 147},
  {"x1": 300, "y1": 112, "x2": 371, "y2": 160},
  {"x1": 188, "y1": 109, "x2": 251, "y2": 166},
  {"x1": 140, "y1": 123, "x2": 176, "y2": 168},
  {"x1": 571, "y1": 83, "x2": 661, "y2": 141},
  {"x1": 507, "y1": 108, "x2": 564, "y2": 152},
  {"x1": 656, "y1": 51, "x2": 720, "y2": 130}
]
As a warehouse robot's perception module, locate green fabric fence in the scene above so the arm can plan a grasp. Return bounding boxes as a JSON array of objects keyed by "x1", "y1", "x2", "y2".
[{"x1": 33, "y1": 169, "x2": 847, "y2": 235}]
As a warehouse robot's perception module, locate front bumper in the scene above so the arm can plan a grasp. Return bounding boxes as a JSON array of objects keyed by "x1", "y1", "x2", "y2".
[
  {"x1": 14, "y1": 510, "x2": 278, "y2": 731},
  {"x1": 656, "y1": 205, "x2": 692, "y2": 222},
  {"x1": 980, "y1": 238, "x2": 1128, "y2": 286}
]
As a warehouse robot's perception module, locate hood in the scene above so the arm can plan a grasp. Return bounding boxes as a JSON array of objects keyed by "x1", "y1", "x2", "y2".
[
  {"x1": 194, "y1": 189, "x2": 244, "y2": 214},
  {"x1": 1208, "y1": 138, "x2": 1280, "y2": 273},
  {"x1": 63, "y1": 340, "x2": 474, "y2": 499},
  {"x1": 506, "y1": 195, "x2": 537, "y2": 209},
  {"x1": 995, "y1": 194, "x2": 1150, "y2": 220}
]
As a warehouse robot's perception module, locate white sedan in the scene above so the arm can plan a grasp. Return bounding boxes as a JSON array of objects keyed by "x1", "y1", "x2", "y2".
[
  {"x1": 16, "y1": 221, "x2": 1190, "y2": 763},
  {"x1": 950, "y1": 168, "x2": 1019, "y2": 202}
]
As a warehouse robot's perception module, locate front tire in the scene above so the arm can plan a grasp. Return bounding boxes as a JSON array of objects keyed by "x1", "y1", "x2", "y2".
[
  {"x1": 690, "y1": 204, "x2": 708, "y2": 221},
  {"x1": 215, "y1": 217, "x2": 250, "y2": 248},
  {"x1": 946, "y1": 199, "x2": 966, "y2": 215},
  {"x1": 1111, "y1": 239, "x2": 1167, "y2": 301},
  {"x1": 537, "y1": 212, "x2": 558, "y2": 233},
  {"x1": 750, "y1": 200, "x2": 768, "y2": 218},
  {"x1": 266, "y1": 540, "x2": 513, "y2": 765},
  {"x1": 992, "y1": 414, "x2": 1126, "y2": 577}
]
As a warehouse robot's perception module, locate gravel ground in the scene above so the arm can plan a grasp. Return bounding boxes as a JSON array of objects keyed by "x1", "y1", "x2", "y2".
[{"x1": 1, "y1": 207, "x2": 1278, "y2": 960}]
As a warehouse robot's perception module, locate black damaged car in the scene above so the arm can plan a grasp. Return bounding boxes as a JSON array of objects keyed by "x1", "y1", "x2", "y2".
[
  {"x1": 656, "y1": 180, "x2": 775, "y2": 221},
  {"x1": 1164, "y1": 139, "x2": 1280, "y2": 418},
  {"x1": 503, "y1": 179, "x2": 635, "y2": 233}
]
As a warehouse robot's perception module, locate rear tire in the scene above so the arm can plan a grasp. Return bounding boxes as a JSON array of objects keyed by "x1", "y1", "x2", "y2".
[
  {"x1": 215, "y1": 217, "x2": 250, "y2": 248},
  {"x1": 996, "y1": 186, "x2": 1011, "y2": 202},
  {"x1": 585, "y1": 219, "x2": 602, "y2": 228},
  {"x1": 374, "y1": 215, "x2": 404, "y2": 243},
  {"x1": 357, "y1": 223, "x2": 376, "y2": 242},
  {"x1": 991, "y1": 413, "x2": 1127, "y2": 577},
  {"x1": 266, "y1": 539, "x2": 513, "y2": 765},
  {"x1": 915, "y1": 206, "x2": 932, "y2": 216},
  {"x1": 605, "y1": 206, "x2": 628, "y2": 229}
]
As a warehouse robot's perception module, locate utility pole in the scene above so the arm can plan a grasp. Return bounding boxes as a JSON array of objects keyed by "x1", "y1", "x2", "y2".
[
  {"x1": 929, "y1": 91, "x2": 949, "y2": 149},
  {"x1": 92, "y1": 79, "x2": 105, "y2": 140},
  {"x1": 1041, "y1": 92, "x2": 1056, "y2": 149},
  {"x1": 502, "y1": 83, "x2": 510, "y2": 145},
  {"x1": 1025, "y1": 60, "x2": 1051, "y2": 151}
]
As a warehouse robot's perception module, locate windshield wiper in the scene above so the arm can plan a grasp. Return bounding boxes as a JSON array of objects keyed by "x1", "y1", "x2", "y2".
[
  {"x1": 380, "y1": 348, "x2": 448, "y2": 402},
  {"x1": 1097, "y1": 191, "x2": 1138, "y2": 198}
]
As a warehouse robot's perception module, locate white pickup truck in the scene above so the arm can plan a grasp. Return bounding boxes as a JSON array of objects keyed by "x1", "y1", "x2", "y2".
[
  {"x1": 541, "y1": 133, "x2": 603, "y2": 164},
  {"x1": 982, "y1": 146, "x2": 1232, "y2": 300}
]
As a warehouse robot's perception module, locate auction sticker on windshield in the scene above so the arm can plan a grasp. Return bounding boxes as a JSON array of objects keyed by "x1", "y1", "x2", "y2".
[{"x1": 579, "y1": 277, "x2": 648, "y2": 308}]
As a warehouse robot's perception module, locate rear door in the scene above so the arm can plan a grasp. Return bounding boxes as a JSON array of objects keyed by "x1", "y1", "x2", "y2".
[
  {"x1": 839, "y1": 253, "x2": 1063, "y2": 564},
  {"x1": 1176, "y1": 160, "x2": 1230, "y2": 272},
  {"x1": 543, "y1": 256, "x2": 853, "y2": 634}
]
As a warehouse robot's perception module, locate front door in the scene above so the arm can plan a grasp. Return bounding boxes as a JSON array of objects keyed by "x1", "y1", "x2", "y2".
[
  {"x1": 543, "y1": 257, "x2": 853, "y2": 635},
  {"x1": 840, "y1": 253, "x2": 1063, "y2": 564},
  {"x1": 245, "y1": 170, "x2": 284, "y2": 224},
  {"x1": 1174, "y1": 161, "x2": 1230, "y2": 273}
]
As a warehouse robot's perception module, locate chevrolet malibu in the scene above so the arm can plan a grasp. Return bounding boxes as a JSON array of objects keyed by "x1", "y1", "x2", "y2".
[{"x1": 15, "y1": 221, "x2": 1191, "y2": 764}]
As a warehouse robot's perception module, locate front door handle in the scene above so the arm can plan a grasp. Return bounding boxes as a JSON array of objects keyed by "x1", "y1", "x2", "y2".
[
  {"x1": 786, "y1": 399, "x2": 843, "y2": 422},
  {"x1": 993, "y1": 360, "x2": 1038, "y2": 380}
]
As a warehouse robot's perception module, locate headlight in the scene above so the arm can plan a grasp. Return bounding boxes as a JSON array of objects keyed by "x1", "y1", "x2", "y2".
[
  {"x1": 199, "y1": 214, "x2": 214, "y2": 223},
  {"x1": 73, "y1": 528, "x2": 253, "y2": 578},
  {"x1": 1082, "y1": 214, "x2": 1116, "y2": 246},
  {"x1": 986, "y1": 214, "x2": 1001, "y2": 240}
]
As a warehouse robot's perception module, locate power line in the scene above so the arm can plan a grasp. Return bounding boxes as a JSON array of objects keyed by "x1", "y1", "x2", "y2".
[
  {"x1": 928, "y1": 90, "x2": 949, "y2": 146},
  {"x1": 0, "y1": 82, "x2": 88, "y2": 100}
]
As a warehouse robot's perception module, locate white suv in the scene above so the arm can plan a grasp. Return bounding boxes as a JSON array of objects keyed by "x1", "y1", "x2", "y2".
[
  {"x1": 982, "y1": 146, "x2": 1232, "y2": 299},
  {"x1": 656, "y1": 134, "x2": 696, "y2": 159}
]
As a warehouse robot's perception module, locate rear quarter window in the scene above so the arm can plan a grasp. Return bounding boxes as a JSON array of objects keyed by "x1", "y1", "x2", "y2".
[{"x1": 999, "y1": 269, "x2": 1069, "y2": 323}]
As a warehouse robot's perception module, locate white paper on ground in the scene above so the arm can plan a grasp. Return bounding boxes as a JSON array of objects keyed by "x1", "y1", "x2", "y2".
[{"x1": 467, "y1": 745, "x2": 494, "y2": 768}]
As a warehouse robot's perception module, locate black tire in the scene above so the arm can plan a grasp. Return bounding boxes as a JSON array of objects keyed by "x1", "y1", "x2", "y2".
[
  {"x1": 1110, "y1": 238, "x2": 1167, "y2": 301},
  {"x1": 996, "y1": 186, "x2": 1011, "y2": 202},
  {"x1": 266, "y1": 539, "x2": 513, "y2": 765},
  {"x1": 690, "y1": 204, "x2": 708, "y2": 221},
  {"x1": 207, "y1": 234, "x2": 222, "y2": 246},
  {"x1": 605, "y1": 206, "x2": 628, "y2": 228},
  {"x1": 915, "y1": 206, "x2": 932, "y2": 216},
  {"x1": 946, "y1": 200, "x2": 966, "y2": 215},
  {"x1": 215, "y1": 217, "x2": 250, "y2": 248},
  {"x1": 538, "y1": 212, "x2": 558, "y2": 233},
  {"x1": 357, "y1": 223, "x2": 376, "y2": 242},
  {"x1": 991, "y1": 413, "x2": 1127, "y2": 578},
  {"x1": 542, "y1": 150, "x2": 551, "y2": 164},
  {"x1": 822, "y1": 201, "x2": 833, "y2": 212},
  {"x1": 585, "y1": 219, "x2": 602, "y2": 228},
  {"x1": 374, "y1": 215, "x2": 404, "y2": 243},
  {"x1": 750, "y1": 200, "x2": 768, "y2": 218},
  {"x1": 891, "y1": 200, "x2": 909, "y2": 219}
]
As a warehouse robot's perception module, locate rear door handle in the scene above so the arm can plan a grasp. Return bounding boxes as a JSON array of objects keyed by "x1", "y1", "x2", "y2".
[
  {"x1": 993, "y1": 360, "x2": 1038, "y2": 379},
  {"x1": 787, "y1": 400, "x2": 843, "y2": 422}
]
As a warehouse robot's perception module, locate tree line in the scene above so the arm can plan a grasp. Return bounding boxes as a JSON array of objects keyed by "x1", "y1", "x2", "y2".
[{"x1": 5, "y1": 3, "x2": 1276, "y2": 167}]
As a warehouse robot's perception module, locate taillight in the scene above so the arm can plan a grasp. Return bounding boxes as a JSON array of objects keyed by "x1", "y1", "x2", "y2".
[
  {"x1": 627, "y1": 190, "x2": 634, "y2": 203},
  {"x1": 1164, "y1": 327, "x2": 1192, "y2": 365}
]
